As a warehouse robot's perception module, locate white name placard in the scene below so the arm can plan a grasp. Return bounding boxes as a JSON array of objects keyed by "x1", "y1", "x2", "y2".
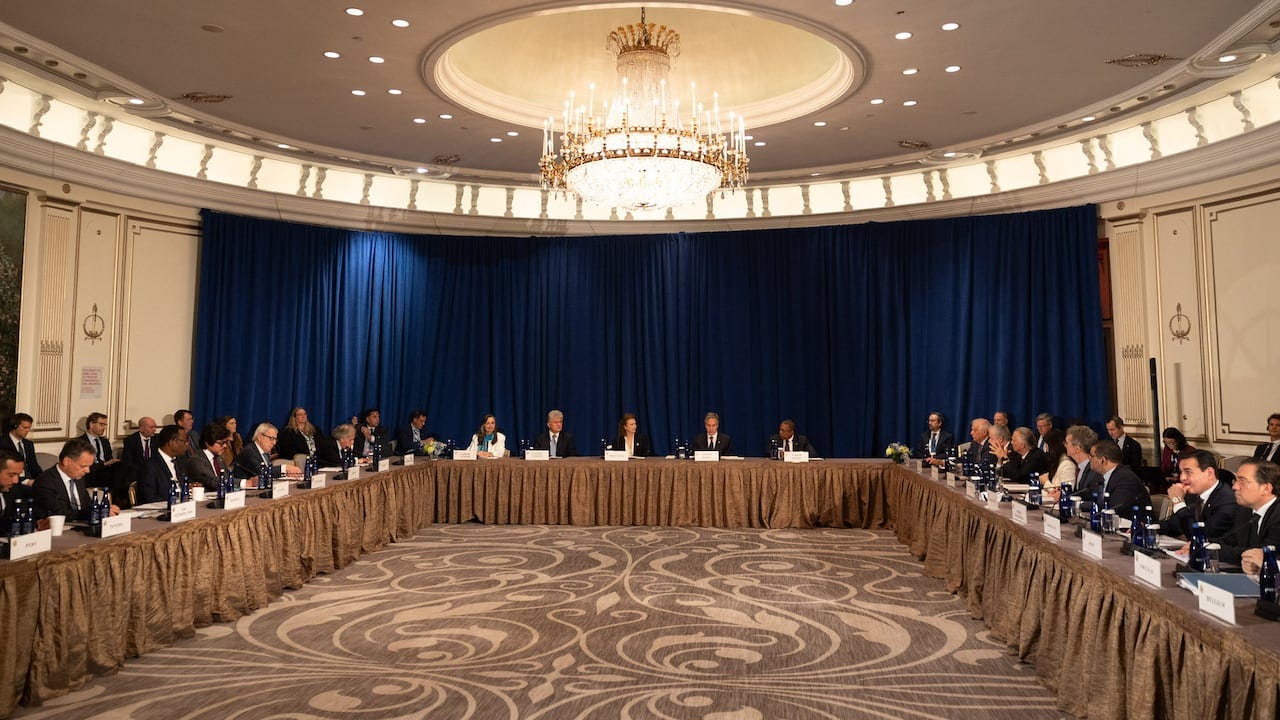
[
  {"x1": 930, "y1": 466, "x2": 939, "y2": 480},
  {"x1": 694, "y1": 451, "x2": 720, "y2": 462},
  {"x1": 168, "y1": 500, "x2": 197, "y2": 523},
  {"x1": 9, "y1": 529, "x2": 51, "y2": 560},
  {"x1": 1011, "y1": 503, "x2": 1028, "y2": 525},
  {"x1": 1081, "y1": 529, "x2": 1103, "y2": 560},
  {"x1": 1043, "y1": 513, "x2": 1062, "y2": 540},
  {"x1": 347, "y1": 465, "x2": 362, "y2": 479},
  {"x1": 986, "y1": 492, "x2": 1001, "y2": 511},
  {"x1": 377, "y1": 459, "x2": 391, "y2": 472},
  {"x1": 452, "y1": 449, "x2": 476, "y2": 461},
  {"x1": 783, "y1": 451, "x2": 810, "y2": 463},
  {"x1": 964, "y1": 481, "x2": 977, "y2": 499},
  {"x1": 272, "y1": 480, "x2": 291, "y2": 498},
  {"x1": 1133, "y1": 552, "x2": 1163, "y2": 588},
  {"x1": 403, "y1": 454, "x2": 415, "y2": 466},
  {"x1": 310, "y1": 473, "x2": 327, "y2": 489},
  {"x1": 1199, "y1": 582, "x2": 1237, "y2": 625},
  {"x1": 101, "y1": 513, "x2": 132, "y2": 538},
  {"x1": 224, "y1": 490, "x2": 246, "y2": 510},
  {"x1": 604, "y1": 450, "x2": 630, "y2": 462},
  {"x1": 525, "y1": 450, "x2": 550, "y2": 461}
]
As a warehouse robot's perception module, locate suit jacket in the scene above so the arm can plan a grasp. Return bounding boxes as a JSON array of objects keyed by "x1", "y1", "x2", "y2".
[
  {"x1": 0, "y1": 483, "x2": 33, "y2": 527},
  {"x1": 0, "y1": 434, "x2": 41, "y2": 480},
  {"x1": 1118, "y1": 435, "x2": 1144, "y2": 469},
  {"x1": 1166, "y1": 481, "x2": 1238, "y2": 541},
  {"x1": 232, "y1": 443, "x2": 274, "y2": 480},
  {"x1": 354, "y1": 424, "x2": 388, "y2": 457},
  {"x1": 914, "y1": 430, "x2": 955, "y2": 461},
  {"x1": 1218, "y1": 501, "x2": 1280, "y2": 566},
  {"x1": 999, "y1": 447, "x2": 1050, "y2": 484},
  {"x1": 692, "y1": 432, "x2": 733, "y2": 454},
  {"x1": 610, "y1": 433, "x2": 653, "y2": 457},
  {"x1": 1255, "y1": 440, "x2": 1280, "y2": 464},
  {"x1": 394, "y1": 423, "x2": 437, "y2": 455},
  {"x1": 769, "y1": 434, "x2": 815, "y2": 456},
  {"x1": 963, "y1": 439, "x2": 994, "y2": 466},
  {"x1": 79, "y1": 432, "x2": 115, "y2": 487},
  {"x1": 1073, "y1": 464, "x2": 1150, "y2": 520},
  {"x1": 138, "y1": 452, "x2": 184, "y2": 504},
  {"x1": 178, "y1": 450, "x2": 222, "y2": 491},
  {"x1": 532, "y1": 431, "x2": 578, "y2": 457},
  {"x1": 120, "y1": 431, "x2": 156, "y2": 469},
  {"x1": 277, "y1": 427, "x2": 317, "y2": 462},
  {"x1": 315, "y1": 435, "x2": 346, "y2": 468},
  {"x1": 31, "y1": 466, "x2": 93, "y2": 522}
]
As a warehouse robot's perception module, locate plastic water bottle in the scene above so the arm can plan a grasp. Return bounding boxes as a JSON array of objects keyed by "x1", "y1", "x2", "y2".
[
  {"x1": 216, "y1": 468, "x2": 228, "y2": 502},
  {"x1": 1130, "y1": 506, "x2": 1145, "y2": 548},
  {"x1": 600, "y1": 437, "x2": 608, "y2": 457},
  {"x1": 167, "y1": 479, "x2": 179, "y2": 510},
  {"x1": 770, "y1": 438, "x2": 780, "y2": 460},
  {"x1": 1188, "y1": 521, "x2": 1208, "y2": 571},
  {"x1": 1057, "y1": 487, "x2": 1073, "y2": 520},
  {"x1": 88, "y1": 489, "x2": 102, "y2": 531},
  {"x1": 1261, "y1": 546, "x2": 1279, "y2": 604},
  {"x1": 1026, "y1": 473, "x2": 1041, "y2": 507},
  {"x1": 7, "y1": 499, "x2": 21, "y2": 537},
  {"x1": 1143, "y1": 505, "x2": 1157, "y2": 547},
  {"x1": 1089, "y1": 491, "x2": 1103, "y2": 533},
  {"x1": 371, "y1": 440, "x2": 382, "y2": 468},
  {"x1": 259, "y1": 464, "x2": 272, "y2": 495},
  {"x1": 1101, "y1": 492, "x2": 1114, "y2": 533},
  {"x1": 178, "y1": 472, "x2": 190, "y2": 502}
]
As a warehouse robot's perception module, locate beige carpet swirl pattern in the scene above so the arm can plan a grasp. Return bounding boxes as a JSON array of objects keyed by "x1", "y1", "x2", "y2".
[{"x1": 17, "y1": 526, "x2": 1070, "y2": 720}]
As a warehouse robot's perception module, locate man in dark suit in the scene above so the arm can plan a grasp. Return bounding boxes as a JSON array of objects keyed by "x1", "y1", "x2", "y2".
[
  {"x1": 1253, "y1": 413, "x2": 1280, "y2": 464},
  {"x1": 692, "y1": 412, "x2": 733, "y2": 454},
  {"x1": 394, "y1": 410, "x2": 437, "y2": 456},
  {"x1": 1035, "y1": 413, "x2": 1065, "y2": 455},
  {"x1": 1074, "y1": 438, "x2": 1151, "y2": 520},
  {"x1": 768, "y1": 419, "x2": 815, "y2": 457},
  {"x1": 1049, "y1": 424, "x2": 1100, "y2": 506},
  {"x1": 1165, "y1": 450, "x2": 1237, "y2": 541},
  {"x1": 532, "y1": 409, "x2": 578, "y2": 458},
  {"x1": 174, "y1": 409, "x2": 200, "y2": 457},
  {"x1": 913, "y1": 411, "x2": 954, "y2": 467},
  {"x1": 178, "y1": 423, "x2": 231, "y2": 491},
  {"x1": 233, "y1": 422, "x2": 299, "y2": 482},
  {"x1": 1221, "y1": 460, "x2": 1280, "y2": 570},
  {"x1": 963, "y1": 418, "x2": 995, "y2": 466},
  {"x1": 0, "y1": 450, "x2": 35, "y2": 528},
  {"x1": 79, "y1": 412, "x2": 121, "y2": 488},
  {"x1": 997, "y1": 427, "x2": 1050, "y2": 483},
  {"x1": 121, "y1": 416, "x2": 158, "y2": 469},
  {"x1": 1105, "y1": 416, "x2": 1144, "y2": 469},
  {"x1": 354, "y1": 408, "x2": 388, "y2": 458},
  {"x1": 32, "y1": 438, "x2": 118, "y2": 521},
  {"x1": 0, "y1": 412, "x2": 41, "y2": 481},
  {"x1": 139, "y1": 424, "x2": 189, "y2": 504}
]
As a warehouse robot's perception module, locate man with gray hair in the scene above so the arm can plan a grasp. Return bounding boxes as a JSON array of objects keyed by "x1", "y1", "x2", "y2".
[
  {"x1": 532, "y1": 409, "x2": 578, "y2": 458},
  {"x1": 964, "y1": 417, "x2": 994, "y2": 466},
  {"x1": 233, "y1": 422, "x2": 299, "y2": 481},
  {"x1": 693, "y1": 412, "x2": 733, "y2": 454},
  {"x1": 1035, "y1": 412, "x2": 1064, "y2": 453},
  {"x1": 996, "y1": 426, "x2": 1050, "y2": 483}
]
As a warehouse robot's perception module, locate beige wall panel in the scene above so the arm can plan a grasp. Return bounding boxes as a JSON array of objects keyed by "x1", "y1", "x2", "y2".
[
  {"x1": 1204, "y1": 192, "x2": 1280, "y2": 441},
  {"x1": 67, "y1": 209, "x2": 122, "y2": 438},
  {"x1": 1107, "y1": 219, "x2": 1150, "y2": 427},
  {"x1": 1154, "y1": 208, "x2": 1206, "y2": 440},
  {"x1": 119, "y1": 221, "x2": 199, "y2": 429},
  {"x1": 31, "y1": 201, "x2": 76, "y2": 437}
]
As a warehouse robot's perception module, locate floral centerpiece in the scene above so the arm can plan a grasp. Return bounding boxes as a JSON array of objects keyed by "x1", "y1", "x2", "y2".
[
  {"x1": 884, "y1": 442, "x2": 911, "y2": 464},
  {"x1": 422, "y1": 438, "x2": 446, "y2": 460}
]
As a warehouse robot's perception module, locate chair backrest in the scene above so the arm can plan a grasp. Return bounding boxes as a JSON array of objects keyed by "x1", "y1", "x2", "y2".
[
  {"x1": 1223, "y1": 455, "x2": 1250, "y2": 473},
  {"x1": 1150, "y1": 493, "x2": 1174, "y2": 521},
  {"x1": 957, "y1": 441, "x2": 971, "y2": 456},
  {"x1": 35, "y1": 452, "x2": 57, "y2": 473}
]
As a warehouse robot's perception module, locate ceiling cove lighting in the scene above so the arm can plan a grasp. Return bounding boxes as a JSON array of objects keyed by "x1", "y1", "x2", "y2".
[{"x1": 538, "y1": 7, "x2": 748, "y2": 212}]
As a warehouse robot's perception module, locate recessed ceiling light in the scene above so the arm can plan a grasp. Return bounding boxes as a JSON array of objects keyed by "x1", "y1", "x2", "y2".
[
  {"x1": 902, "y1": 68, "x2": 918, "y2": 75},
  {"x1": 754, "y1": 141, "x2": 767, "y2": 146},
  {"x1": 490, "y1": 137, "x2": 502, "y2": 143},
  {"x1": 941, "y1": 22, "x2": 960, "y2": 31},
  {"x1": 128, "y1": 97, "x2": 145, "y2": 105},
  {"x1": 506, "y1": 131, "x2": 519, "y2": 137},
  {"x1": 903, "y1": 100, "x2": 918, "y2": 106},
  {"x1": 943, "y1": 151, "x2": 957, "y2": 158},
  {"x1": 1082, "y1": 115, "x2": 1096, "y2": 122},
  {"x1": 813, "y1": 121, "x2": 827, "y2": 127},
  {"x1": 345, "y1": 8, "x2": 364, "y2": 16},
  {"x1": 412, "y1": 117, "x2": 427, "y2": 124},
  {"x1": 323, "y1": 51, "x2": 341, "y2": 59},
  {"x1": 945, "y1": 65, "x2": 961, "y2": 73},
  {"x1": 368, "y1": 56, "x2": 385, "y2": 64},
  {"x1": 201, "y1": 24, "x2": 225, "y2": 33},
  {"x1": 416, "y1": 167, "x2": 428, "y2": 174},
  {"x1": 1219, "y1": 54, "x2": 1238, "y2": 63},
  {"x1": 895, "y1": 32, "x2": 912, "y2": 40},
  {"x1": 439, "y1": 113, "x2": 453, "y2": 120},
  {"x1": 834, "y1": 0, "x2": 854, "y2": 6},
  {"x1": 810, "y1": 172, "x2": 821, "y2": 176},
  {"x1": 387, "y1": 88, "x2": 402, "y2": 95},
  {"x1": 392, "y1": 19, "x2": 410, "y2": 28},
  {"x1": 870, "y1": 98, "x2": 885, "y2": 105},
  {"x1": 277, "y1": 143, "x2": 290, "y2": 149},
  {"x1": 351, "y1": 89, "x2": 366, "y2": 96}
]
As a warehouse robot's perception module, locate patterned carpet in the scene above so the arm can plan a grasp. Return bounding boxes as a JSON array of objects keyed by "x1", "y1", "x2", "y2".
[{"x1": 17, "y1": 526, "x2": 1071, "y2": 719}]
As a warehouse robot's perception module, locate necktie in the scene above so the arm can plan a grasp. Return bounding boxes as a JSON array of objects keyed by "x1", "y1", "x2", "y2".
[
  {"x1": 212, "y1": 453, "x2": 223, "y2": 475},
  {"x1": 67, "y1": 478, "x2": 80, "y2": 511},
  {"x1": 143, "y1": 437, "x2": 151, "y2": 459},
  {"x1": 929, "y1": 433, "x2": 937, "y2": 454},
  {"x1": 709, "y1": 436, "x2": 716, "y2": 450},
  {"x1": 551, "y1": 434, "x2": 558, "y2": 457},
  {"x1": 786, "y1": 439, "x2": 792, "y2": 453},
  {"x1": 1269, "y1": 442, "x2": 1278, "y2": 462},
  {"x1": 14, "y1": 439, "x2": 23, "y2": 461},
  {"x1": 1248, "y1": 513, "x2": 1261, "y2": 547},
  {"x1": 94, "y1": 436, "x2": 104, "y2": 461},
  {"x1": 1076, "y1": 463, "x2": 1086, "y2": 486}
]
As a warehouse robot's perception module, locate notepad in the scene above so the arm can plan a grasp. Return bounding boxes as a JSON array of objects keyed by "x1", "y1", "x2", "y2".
[{"x1": 1176, "y1": 573, "x2": 1259, "y2": 598}]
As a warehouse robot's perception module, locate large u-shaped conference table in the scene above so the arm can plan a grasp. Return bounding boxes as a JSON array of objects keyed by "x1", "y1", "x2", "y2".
[{"x1": 0, "y1": 457, "x2": 1277, "y2": 719}]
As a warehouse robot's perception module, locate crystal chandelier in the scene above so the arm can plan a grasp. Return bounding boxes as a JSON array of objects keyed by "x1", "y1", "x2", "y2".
[{"x1": 539, "y1": 8, "x2": 749, "y2": 212}]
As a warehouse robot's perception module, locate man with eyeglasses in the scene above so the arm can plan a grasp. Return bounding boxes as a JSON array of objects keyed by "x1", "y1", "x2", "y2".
[
  {"x1": 1218, "y1": 460, "x2": 1280, "y2": 571},
  {"x1": 233, "y1": 423, "x2": 299, "y2": 485},
  {"x1": 178, "y1": 423, "x2": 233, "y2": 491}
]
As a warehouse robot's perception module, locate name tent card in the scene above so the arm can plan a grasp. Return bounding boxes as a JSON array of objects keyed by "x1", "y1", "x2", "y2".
[
  {"x1": 986, "y1": 492, "x2": 1001, "y2": 511},
  {"x1": 347, "y1": 465, "x2": 362, "y2": 479},
  {"x1": 604, "y1": 450, "x2": 629, "y2": 462},
  {"x1": 1011, "y1": 503, "x2": 1028, "y2": 525},
  {"x1": 1081, "y1": 529, "x2": 1104, "y2": 559},
  {"x1": 525, "y1": 450, "x2": 550, "y2": 461},
  {"x1": 1043, "y1": 513, "x2": 1062, "y2": 540},
  {"x1": 168, "y1": 500, "x2": 197, "y2": 524},
  {"x1": 1198, "y1": 582, "x2": 1237, "y2": 625},
  {"x1": 403, "y1": 454, "x2": 415, "y2": 466},
  {"x1": 224, "y1": 490, "x2": 246, "y2": 510},
  {"x1": 273, "y1": 480, "x2": 291, "y2": 498},
  {"x1": 783, "y1": 451, "x2": 810, "y2": 463},
  {"x1": 694, "y1": 451, "x2": 720, "y2": 462},
  {"x1": 9, "y1": 529, "x2": 51, "y2": 560},
  {"x1": 965, "y1": 481, "x2": 977, "y2": 499},
  {"x1": 930, "y1": 466, "x2": 939, "y2": 480},
  {"x1": 452, "y1": 449, "x2": 477, "y2": 461},
  {"x1": 377, "y1": 459, "x2": 391, "y2": 472},
  {"x1": 310, "y1": 473, "x2": 327, "y2": 489},
  {"x1": 1133, "y1": 552, "x2": 1163, "y2": 588},
  {"x1": 101, "y1": 514, "x2": 132, "y2": 538}
]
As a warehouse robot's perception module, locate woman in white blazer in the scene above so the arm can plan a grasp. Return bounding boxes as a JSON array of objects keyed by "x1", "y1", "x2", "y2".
[{"x1": 467, "y1": 414, "x2": 507, "y2": 458}]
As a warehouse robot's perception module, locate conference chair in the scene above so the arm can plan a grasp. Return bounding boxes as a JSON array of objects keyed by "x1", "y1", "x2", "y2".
[{"x1": 1223, "y1": 455, "x2": 1249, "y2": 473}]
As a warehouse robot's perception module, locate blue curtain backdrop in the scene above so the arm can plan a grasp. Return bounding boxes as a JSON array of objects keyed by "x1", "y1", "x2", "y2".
[{"x1": 194, "y1": 205, "x2": 1105, "y2": 457}]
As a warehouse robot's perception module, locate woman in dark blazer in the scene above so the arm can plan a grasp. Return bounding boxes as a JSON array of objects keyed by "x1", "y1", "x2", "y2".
[
  {"x1": 1160, "y1": 427, "x2": 1196, "y2": 479},
  {"x1": 611, "y1": 413, "x2": 652, "y2": 457}
]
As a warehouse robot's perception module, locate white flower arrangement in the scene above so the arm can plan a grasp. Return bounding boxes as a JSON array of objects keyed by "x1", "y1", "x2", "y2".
[{"x1": 885, "y1": 442, "x2": 911, "y2": 464}]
